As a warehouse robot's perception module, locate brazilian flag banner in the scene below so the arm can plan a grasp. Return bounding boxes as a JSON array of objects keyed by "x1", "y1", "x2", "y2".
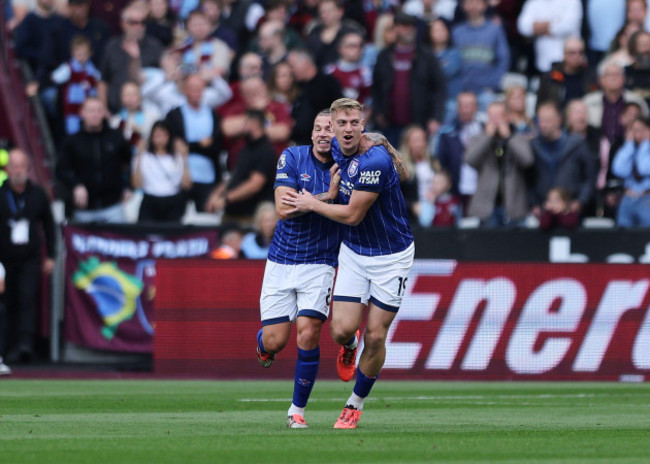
[{"x1": 63, "y1": 226, "x2": 218, "y2": 353}]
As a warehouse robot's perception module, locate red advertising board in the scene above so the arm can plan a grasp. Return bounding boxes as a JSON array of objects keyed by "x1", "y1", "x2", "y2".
[{"x1": 154, "y1": 260, "x2": 650, "y2": 381}]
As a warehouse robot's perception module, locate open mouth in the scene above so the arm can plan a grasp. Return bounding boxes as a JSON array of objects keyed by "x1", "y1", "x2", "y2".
[{"x1": 343, "y1": 135, "x2": 353, "y2": 142}]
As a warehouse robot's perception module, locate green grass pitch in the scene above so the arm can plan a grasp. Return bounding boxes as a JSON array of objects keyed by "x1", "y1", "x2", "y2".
[{"x1": 1, "y1": 379, "x2": 649, "y2": 463}]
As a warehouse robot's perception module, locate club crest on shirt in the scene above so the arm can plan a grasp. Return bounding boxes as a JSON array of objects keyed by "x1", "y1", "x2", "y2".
[
  {"x1": 277, "y1": 154, "x2": 286, "y2": 170},
  {"x1": 348, "y1": 159, "x2": 359, "y2": 177}
]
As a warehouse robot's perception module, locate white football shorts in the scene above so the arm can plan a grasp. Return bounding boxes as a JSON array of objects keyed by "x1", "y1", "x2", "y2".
[
  {"x1": 333, "y1": 242, "x2": 415, "y2": 312},
  {"x1": 260, "y1": 261, "x2": 335, "y2": 325}
]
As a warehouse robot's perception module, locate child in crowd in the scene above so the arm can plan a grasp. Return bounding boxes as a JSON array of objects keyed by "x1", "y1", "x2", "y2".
[
  {"x1": 50, "y1": 35, "x2": 101, "y2": 134},
  {"x1": 539, "y1": 187, "x2": 580, "y2": 231},
  {"x1": 418, "y1": 169, "x2": 461, "y2": 227}
]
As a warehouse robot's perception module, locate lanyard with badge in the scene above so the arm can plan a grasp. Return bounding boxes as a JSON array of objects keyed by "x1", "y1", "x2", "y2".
[{"x1": 6, "y1": 190, "x2": 29, "y2": 245}]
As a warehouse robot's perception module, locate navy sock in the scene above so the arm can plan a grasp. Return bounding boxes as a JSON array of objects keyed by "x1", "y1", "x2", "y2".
[
  {"x1": 292, "y1": 346, "x2": 320, "y2": 408},
  {"x1": 352, "y1": 367, "x2": 377, "y2": 399},
  {"x1": 256, "y1": 328, "x2": 267, "y2": 354}
]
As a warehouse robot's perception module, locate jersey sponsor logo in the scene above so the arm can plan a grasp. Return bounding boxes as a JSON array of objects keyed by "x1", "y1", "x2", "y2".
[
  {"x1": 348, "y1": 159, "x2": 359, "y2": 177},
  {"x1": 340, "y1": 180, "x2": 354, "y2": 197},
  {"x1": 359, "y1": 170, "x2": 381, "y2": 185},
  {"x1": 277, "y1": 154, "x2": 286, "y2": 170},
  {"x1": 276, "y1": 173, "x2": 289, "y2": 179},
  {"x1": 300, "y1": 173, "x2": 311, "y2": 182}
]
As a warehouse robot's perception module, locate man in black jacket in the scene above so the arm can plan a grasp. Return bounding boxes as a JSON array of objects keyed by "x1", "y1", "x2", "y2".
[
  {"x1": 372, "y1": 12, "x2": 447, "y2": 147},
  {"x1": 57, "y1": 97, "x2": 132, "y2": 222},
  {"x1": 0, "y1": 149, "x2": 56, "y2": 366}
]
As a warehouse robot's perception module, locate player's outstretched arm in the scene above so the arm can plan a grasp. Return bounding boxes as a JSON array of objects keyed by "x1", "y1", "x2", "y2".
[
  {"x1": 275, "y1": 164, "x2": 341, "y2": 219},
  {"x1": 359, "y1": 132, "x2": 409, "y2": 182},
  {"x1": 281, "y1": 189, "x2": 377, "y2": 226}
]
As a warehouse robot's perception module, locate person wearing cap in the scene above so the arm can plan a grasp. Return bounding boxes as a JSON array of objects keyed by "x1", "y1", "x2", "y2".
[{"x1": 372, "y1": 11, "x2": 447, "y2": 147}]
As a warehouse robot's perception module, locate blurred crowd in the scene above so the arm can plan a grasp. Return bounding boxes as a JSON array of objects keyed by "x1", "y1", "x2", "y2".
[{"x1": 4, "y1": 0, "x2": 650, "y2": 254}]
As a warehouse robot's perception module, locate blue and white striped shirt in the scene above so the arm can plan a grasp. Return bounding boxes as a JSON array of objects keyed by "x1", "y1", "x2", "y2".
[
  {"x1": 268, "y1": 145, "x2": 341, "y2": 266},
  {"x1": 331, "y1": 137, "x2": 414, "y2": 256}
]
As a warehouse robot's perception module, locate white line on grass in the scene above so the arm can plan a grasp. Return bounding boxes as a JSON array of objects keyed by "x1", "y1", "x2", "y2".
[{"x1": 238, "y1": 393, "x2": 601, "y2": 402}]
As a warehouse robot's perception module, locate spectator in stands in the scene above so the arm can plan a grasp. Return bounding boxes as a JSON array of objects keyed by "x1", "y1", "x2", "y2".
[
  {"x1": 599, "y1": 101, "x2": 644, "y2": 218},
  {"x1": 399, "y1": 125, "x2": 436, "y2": 210},
  {"x1": 363, "y1": 11, "x2": 396, "y2": 70},
  {"x1": 625, "y1": 31, "x2": 650, "y2": 107},
  {"x1": 517, "y1": 0, "x2": 582, "y2": 74},
  {"x1": 529, "y1": 101, "x2": 596, "y2": 219},
  {"x1": 201, "y1": 0, "x2": 238, "y2": 53},
  {"x1": 606, "y1": 22, "x2": 641, "y2": 69},
  {"x1": 99, "y1": 1, "x2": 164, "y2": 114},
  {"x1": 402, "y1": 0, "x2": 456, "y2": 23},
  {"x1": 254, "y1": 19, "x2": 289, "y2": 78},
  {"x1": 453, "y1": 0, "x2": 509, "y2": 110},
  {"x1": 177, "y1": 9, "x2": 233, "y2": 84},
  {"x1": 220, "y1": 0, "x2": 266, "y2": 51},
  {"x1": 435, "y1": 91, "x2": 482, "y2": 201},
  {"x1": 165, "y1": 74, "x2": 223, "y2": 212},
  {"x1": 626, "y1": 0, "x2": 649, "y2": 30},
  {"x1": 13, "y1": 0, "x2": 64, "y2": 75},
  {"x1": 240, "y1": 201, "x2": 277, "y2": 259},
  {"x1": 49, "y1": 35, "x2": 101, "y2": 135},
  {"x1": 584, "y1": 60, "x2": 649, "y2": 144},
  {"x1": 611, "y1": 115, "x2": 650, "y2": 227},
  {"x1": 305, "y1": 0, "x2": 365, "y2": 70},
  {"x1": 429, "y1": 18, "x2": 461, "y2": 123},
  {"x1": 585, "y1": 0, "x2": 625, "y2": 67},
  {"x1": 539, "y1": 186, "x2": 580, "y2": 231},
  {"x1": 220, "y1": 76, "x2": 292, "y2": 167},
  {"x1": 0, "y1": 149, "x2": 56, "y2": 366},
  {"x1": 110, "y1": 81, "x2": 161, "y2": 150},
  {"x1": 220, "y1": 51, "x2": 263, "y2": 113},
  {"x1": 145, "y1": 0, "x2": 176, "y2": 47},
  {"x1": 210, "y1": 225, "x2": 243, "y2": 259},
  {"x1": 373, "y1": 12, "x2": 447, "y2": 147},
  {"x1": 247, "y1": 0, "x2": 304, "y2": 53},
  {"x1": 143, "y1": 49, "x2": 232, "y2": 116},
  {"x1": 418, "y1": 168, "x2": 461, "y2": 227},
  {"x1": 505, "y1": 85, "x2": 535, "y2": 137},
  {"x1": 206, "y1": 109, "x2": 277, "y2": 225},
  {"x1": 287, "y1": 0, "x2": 319, "y2": 38},
  {"x1": 536, "y1": 38, "x2": 597, "y2": 111},
  {"x1": 565, "y1": 99, "x2": 600, "y2": 169},
  {"x1": 57, "y1": 97, "x2": 132, "y2": 222},
  {"x1": 466, "y1": 101, "x2": 534, "y2": 227},
  {"x1": 287, "y1": 49, "x2": 343, "y2": 145},
  {"x1": 267, "y1": 61, "x2": 299, "y2": 115},
  {"x1": 325, "y1": 30, "x2": 372, "y2": 109},
  {"x1": 131, "y1": 120, "x2": 192, "y2": 222},
  {"x1": 44, "y1": 0, "x2": 110, "y2": 70}
]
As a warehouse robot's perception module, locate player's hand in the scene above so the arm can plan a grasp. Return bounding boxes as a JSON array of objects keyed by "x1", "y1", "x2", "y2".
[
  {"x1": 359, "y1": 132, "x2": 386, "y2": 153},
  {"x1": 73, "y1": 185, "x2": 88, "y2": 209},
  {"x1": 281, "y1": 189, "x2": 317, "y2": 213},
  {"x1": 327, "y1": 164, "x2": 341, "y2": 199}
]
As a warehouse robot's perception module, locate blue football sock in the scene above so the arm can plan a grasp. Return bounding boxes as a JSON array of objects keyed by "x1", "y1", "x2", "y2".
[
  {"x1": 344, "y1": 333, "x2": 357, "y2": 348},
  {"x1": 352, "y1": 367, "x2": 377, "y2": 399},
  {"x1": 256, "y1": 328, "x2": 267, "y2": 354},
  {"x1": 292, "y1": 346, "x2": 320, "y2": 408}
]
